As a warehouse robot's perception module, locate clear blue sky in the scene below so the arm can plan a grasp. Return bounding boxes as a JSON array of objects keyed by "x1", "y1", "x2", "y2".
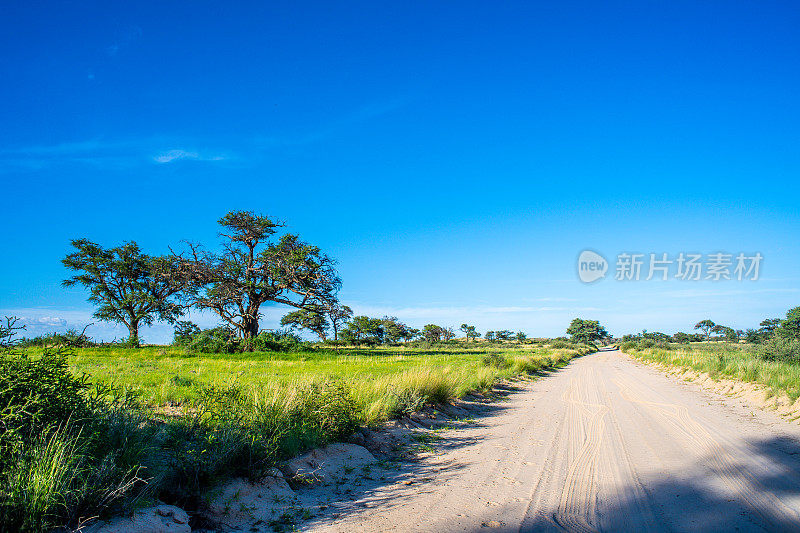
[{"x1": 1, "y1": 1, "x2": 799, "y2": 342}]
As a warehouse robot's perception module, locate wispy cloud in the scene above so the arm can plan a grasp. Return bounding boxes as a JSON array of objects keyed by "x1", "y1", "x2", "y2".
[
  {"x1": 153, "y1": 149, "x2": 227, "y2": 164},
  {"x1": 0, "y1": 138, "x2": 231, "y2": 172}
]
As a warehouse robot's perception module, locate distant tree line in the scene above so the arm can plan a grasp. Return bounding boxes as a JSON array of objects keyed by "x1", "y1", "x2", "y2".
[{"x1": 621, "y1": 307, "x2": 800, "y2": 345}]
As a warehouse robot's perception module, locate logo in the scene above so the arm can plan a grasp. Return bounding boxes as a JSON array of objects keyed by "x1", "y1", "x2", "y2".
[{"x1": 578, "y1": 250, "x2": 608, "y2": 283}]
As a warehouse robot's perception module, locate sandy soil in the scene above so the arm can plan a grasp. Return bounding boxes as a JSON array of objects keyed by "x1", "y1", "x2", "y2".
[{"x1": 297, "y1": 349, "x2": 800, "y2": 532}]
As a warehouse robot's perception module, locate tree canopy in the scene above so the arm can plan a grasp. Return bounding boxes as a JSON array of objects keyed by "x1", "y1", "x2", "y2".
[
  {"x1": 566, "y1": 318, "x2": 610, "y2": 344},
  {"x1": 694, "y1": 319, "x2": 716, "y2": 339},
  {"x1": 175, "y1": 211, "x2": 341, "y2": 339},
  {"x1": 280, "y1": 308, "x2": 329, "y2": 340},
  {"x1": 62, "y1": 239, "x2": 184, "y2": 344}
]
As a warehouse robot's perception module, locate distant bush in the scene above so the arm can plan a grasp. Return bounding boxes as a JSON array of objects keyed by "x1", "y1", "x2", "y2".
[
  {"x1": 177, "y1": 326, "x2": 312, "y2": 354},
  {"x1": 756, "y1": 337, "x2": 800, "y2": 363},
  {"x1": 482, "y1": 353, "x2": 511, "y2": 369},
  {"x1": 172, "y1": 320, "x2": 201, "y2": 347},
  {"x1": 243, "y1": 329, "x2": 310, "y2": 352},
  {"x1": 549, "y1": 339, "x2": 572, "y2": 349},
  {"x1": 620, "y1": 340, "x2": 637, "y2": 352},
  {"x1": 17, "y1": 328, "x2": 94, "y2": 349},
  {"x1": 639, "y1": 339, "x2": 655, "y2": 349},
  {"x1": 186, "y1": 326, "x2": 239, "y2": 354}
]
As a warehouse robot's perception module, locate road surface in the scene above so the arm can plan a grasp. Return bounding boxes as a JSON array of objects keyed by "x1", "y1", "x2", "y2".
[{"x1": 312, "y1": 350, "x2": 800, "y2": 532}]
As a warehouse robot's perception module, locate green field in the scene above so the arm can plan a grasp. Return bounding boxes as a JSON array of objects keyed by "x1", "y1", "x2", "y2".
[
  {"x1": 621, "y1": 341, "x2": 800, "y2": 401},
  {"x1": 70, "y1": 343, "x2": 585, "y2": 425}
]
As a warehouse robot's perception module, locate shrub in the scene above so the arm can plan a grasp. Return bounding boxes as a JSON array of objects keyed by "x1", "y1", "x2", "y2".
[
  {"x1": 549, "y1": 339, "x2": 571, "y2": 349},
  {"x1": 0, "y1": 321, "x2": 147, "y2": 531},
  {"x1": 0, "y1": 351, "x2": 91, "y2": 468},
  {"x1": 482, "y1": 353, "x2": 511, "y2": 369},
  {"x1": 186, "y1": 326, "x2": 239, "y2": 354},
  {"x1": 392, "y1": 388, "x2": 426, "y2": 416},
  {"x1": 18, "y1": 328, "x2": 94, "y2": 349},
  {"x1": 757, "y1": 337, "x2": 800, "y2": 363},
  {"x1": 639, "y1": 339, "x2": 655, "y2": 349},
  {"x1": 620, "y1": 340, "x2": 637, "y2": 351},
  {"x1": 243, "y1": 330, "x2": 309, "y2": 353},
  {"x1": 172, "y1": 321, "x2": 201, "y2": 346}
]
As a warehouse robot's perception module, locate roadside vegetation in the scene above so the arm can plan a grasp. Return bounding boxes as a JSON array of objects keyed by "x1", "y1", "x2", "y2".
[
  {"x1": 620, "y1": 306, "x2": 800, "y2": 401},
  {"x1": 0, "y1": 318, "x2": 594, "y2": 532}
]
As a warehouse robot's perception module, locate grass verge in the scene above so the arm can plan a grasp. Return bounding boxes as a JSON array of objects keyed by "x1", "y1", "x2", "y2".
[{"x1": 621, "y1": 341, "x2": 800, "y2": 401}]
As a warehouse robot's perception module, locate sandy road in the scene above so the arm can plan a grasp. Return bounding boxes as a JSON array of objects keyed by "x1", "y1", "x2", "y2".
[{"x1": 309, "y1": 350, "x2": 800, "y2": 532}]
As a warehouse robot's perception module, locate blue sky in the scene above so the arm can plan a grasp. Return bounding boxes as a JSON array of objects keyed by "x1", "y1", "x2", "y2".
[{"x1": 1, "y1": 1, "x2": 799, "y2": 342}]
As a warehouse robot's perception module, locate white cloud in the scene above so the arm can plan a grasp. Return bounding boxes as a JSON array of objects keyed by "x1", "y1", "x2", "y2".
[
  {"x1": 19, "y1": 316, "x2": 67, "y2": 327},
  {"x1": 153, "y1": 149, "x2": 226, "y2": 164}
]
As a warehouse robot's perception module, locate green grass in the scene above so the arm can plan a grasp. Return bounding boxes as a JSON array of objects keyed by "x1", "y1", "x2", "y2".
[
  {"x1": 622, "y1": 341, "x2": 800, "y2": 401},
  {"x1": 68, "y1": 343, "x2": 584, "y2": 425}
]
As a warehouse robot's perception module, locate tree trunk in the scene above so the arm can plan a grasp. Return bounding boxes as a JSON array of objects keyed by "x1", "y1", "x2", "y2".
[
  {"x1": 129, "y1": 319, "x2": 140, "y2": 346},
  {"x1": 242, "y1": 315, "x2": 259, "y2": 340}
]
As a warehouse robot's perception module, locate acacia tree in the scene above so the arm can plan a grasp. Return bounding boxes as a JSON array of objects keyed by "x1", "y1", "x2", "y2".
[
  {"x1": 381, "y1": 316, "x2": 412, "y2": 344},
  {"x1": 62, "y1": 239, "x2": 184, "y2": 345},
  {"x1": 340, "y1": 316, "x2": 383, "y2": 345},
  {"x1": 175, "y1": 211, "x2": 340, "y2": 340},
  {"x1": 460, "y1": 323, "x2": 480, "y2": 342},
  {"x1": 760, "y1": 318, "x2": 782, "y2": 337},
  {"x1": 566, "y1": 318, "x2": 610, "y2": 344},
  {"x1": 280, "y1": 308, "x2": 329, "y2": 340},
  {"x1": 422, "y1": 324, "x2": 444, "y2": 343},
  {"x1": 496, "y1": 330, "x2": 515, "y2": 341},
  {"x1": 777, "y1": 307, "x2": 800, "y2": 340},
  {"x1": 442, "y1": 327, "x2": 456, "y2": 342},
  {"x1": 325, "y1": 303, "x2": 353, "y2": 341},
  {"x1": 694, "y1": 319, "x2": 716, "y2": 339}
]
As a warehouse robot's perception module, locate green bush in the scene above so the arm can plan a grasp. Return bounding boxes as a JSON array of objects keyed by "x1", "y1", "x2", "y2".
[
  {"x1": 0, "y1": 322, "x2": 149, "y2": 531},
  {"x1": 18, "y1": 328, "x2": 94, "y2": 349},
  {"x1": 549, "y1": 339, "x2": 571, "y2": 349},
  {"x1": 757, "y1": 337, "x2": 800, "y2": 363},
  {"x1": 482, "y1": 353, "x2": 511, "y2": 369},
  {"x1": 186, "y1": 326, "x2": 239, "y2": 353},
  {"x1": 639, "y1": 339, "x2": 655, "y2": 349},
  {"x1": 243, "y1": 330, "x2": 309, "y2": 352},
  {"x1": 620, "y1": 340, "x2": 637, "y2": 351},
  {"x1": 0, "y1": 351, "x2": 91, "y2": 469},
  {"x1": 179, "y1": 327, "x2": 311, "y2": 354},
  {"x1": 172, "y1": 321, "x2": 201, "y2": 347}
]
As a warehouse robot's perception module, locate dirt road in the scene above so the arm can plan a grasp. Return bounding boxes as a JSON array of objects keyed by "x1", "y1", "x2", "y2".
[{"x1": 309, "y1": 350, "x2": 800, "y2": 532}]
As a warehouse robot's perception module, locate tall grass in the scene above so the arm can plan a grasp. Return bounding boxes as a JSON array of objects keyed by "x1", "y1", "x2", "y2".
[
  {"x1": 622, "y1": 341, "x2": 800, "y2": 401},
  {"x1": 3, "y1": 426, "x2": 84, "y2": 531}
]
